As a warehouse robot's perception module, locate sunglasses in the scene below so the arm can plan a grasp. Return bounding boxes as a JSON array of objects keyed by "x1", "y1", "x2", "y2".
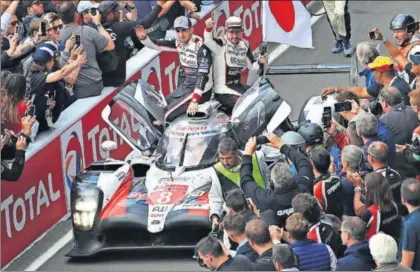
[
  {"x1": 48, "y1": 24, "x2": 63, "y2": 32},
  {"x1": 10, "y1": 21, "x2": 19, "y2": 26}
]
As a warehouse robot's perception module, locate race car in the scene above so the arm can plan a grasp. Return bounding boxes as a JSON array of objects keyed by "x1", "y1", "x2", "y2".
[{"x1": 67, "y1": 76, "x2": 292, "y2": 257}]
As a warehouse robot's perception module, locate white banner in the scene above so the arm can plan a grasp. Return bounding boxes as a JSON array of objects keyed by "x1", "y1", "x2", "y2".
[{"x1": 263, "y1": 0, "x2": 313, "y2": 48}]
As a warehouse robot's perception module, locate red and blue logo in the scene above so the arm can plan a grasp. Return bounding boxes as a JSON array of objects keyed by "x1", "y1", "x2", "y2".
[{"x1": 64, "y1": 131, "x2": 85, "y2": 189}]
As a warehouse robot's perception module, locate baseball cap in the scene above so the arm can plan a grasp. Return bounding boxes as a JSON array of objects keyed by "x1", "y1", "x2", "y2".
[
  {"x1": 33, "y1": 42, "x2": 59, "y2": 65},
  {"x1": 225, "y1": 16, "x2": 243, "y2": 31},
  {"x1": 77, "y1": 1, "x2": 94, "y2": 14},
  {"x1": 409, "y1": 52, "x2": 420, "y2": 65},
  {"x1": 98, "y1": 1, "x2": 123, "y2": 14},
  {"x1": 174, "y1": 16, "x2": 192, "y2": 29},
  {"x1": 367, "y1": 56, "x2": 394, "y2": 71}
]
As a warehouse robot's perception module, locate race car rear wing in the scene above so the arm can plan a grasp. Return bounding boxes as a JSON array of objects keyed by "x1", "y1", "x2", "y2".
[{"x1": 264, "y1": 52, "x2": 360, "y2": 86}]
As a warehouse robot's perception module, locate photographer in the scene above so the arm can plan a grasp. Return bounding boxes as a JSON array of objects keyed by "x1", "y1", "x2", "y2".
[
  {"x1": 1, "y1": 115, "x2": 36, "y2": 182},
  {"x1": 240, "y1": 134, "x2": 309, "y2": 227}
]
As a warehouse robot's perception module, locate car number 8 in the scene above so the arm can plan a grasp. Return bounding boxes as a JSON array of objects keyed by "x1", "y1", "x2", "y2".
[{"x1": 157, "y1": 192, "x2": 173, "y2": 204}]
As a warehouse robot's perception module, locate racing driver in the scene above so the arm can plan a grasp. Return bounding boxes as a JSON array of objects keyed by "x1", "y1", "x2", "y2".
[
  {"x1": 203, "y1": 16, "x2": 268, "y2": 113},
  {"x1": 136, "y1": 16, "x2": 213, "y2": 122}
]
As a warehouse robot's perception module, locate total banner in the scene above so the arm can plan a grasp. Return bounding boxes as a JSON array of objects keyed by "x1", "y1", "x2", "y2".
[{"x1": 1, "y1": 138, "x2": 67, "y2": 267}]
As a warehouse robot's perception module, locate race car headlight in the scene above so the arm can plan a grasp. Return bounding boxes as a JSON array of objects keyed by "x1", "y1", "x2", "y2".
[{"x1": 71, "y1": 182, "x2": 103, "y2": 231}]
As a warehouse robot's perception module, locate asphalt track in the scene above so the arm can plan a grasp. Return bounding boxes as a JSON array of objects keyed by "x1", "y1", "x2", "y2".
[{"x1": 6, "y1": 1, "x2": 420, "y2": 271}]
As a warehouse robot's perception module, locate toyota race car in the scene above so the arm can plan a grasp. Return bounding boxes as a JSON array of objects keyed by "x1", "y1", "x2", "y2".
[{"x1": 66, "y1": 75, "x2": 293, "y2": 257}]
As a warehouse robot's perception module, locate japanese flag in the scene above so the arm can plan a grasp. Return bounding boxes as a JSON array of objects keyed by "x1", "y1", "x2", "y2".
[{"x1": 263, "y1": 0, "x2": 313, "y2": 48}]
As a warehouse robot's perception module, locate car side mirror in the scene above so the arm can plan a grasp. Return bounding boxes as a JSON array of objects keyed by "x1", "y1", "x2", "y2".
[{"x1": 101, "y1": 141, "x2": 117, "y2": 152}]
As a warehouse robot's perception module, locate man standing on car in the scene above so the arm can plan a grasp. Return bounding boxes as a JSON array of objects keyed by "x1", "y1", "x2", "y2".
[
  {"x1": 136, "y1": 15, "x2": 213, "y2": 122},
  {"x1": 203, "y1": 16, "x2": 267, "y2": 113},
  {"x1": 209, "y1": 137, "x2": 269, "y2": 226},
  {"x1": 98, "y1": 0, "x2": 162, "y2": 87}
]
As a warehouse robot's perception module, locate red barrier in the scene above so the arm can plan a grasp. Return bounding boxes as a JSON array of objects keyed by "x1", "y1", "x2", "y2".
[{"x1": 1, "y1": 0, "x2": 311, "y2": 267}]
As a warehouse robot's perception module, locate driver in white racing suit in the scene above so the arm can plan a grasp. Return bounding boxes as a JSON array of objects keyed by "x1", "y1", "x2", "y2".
[
  {"x1": 203, "y1": 16, "x2": 268, "y2": 113},
  {"x1": 136, "y1": 16, "x2": 213, "y2": 122}
]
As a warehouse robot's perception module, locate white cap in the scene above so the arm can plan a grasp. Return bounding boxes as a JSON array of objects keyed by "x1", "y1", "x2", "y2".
[{"x1": 225, "y1": 16, "x2": 243, "y2": 30}]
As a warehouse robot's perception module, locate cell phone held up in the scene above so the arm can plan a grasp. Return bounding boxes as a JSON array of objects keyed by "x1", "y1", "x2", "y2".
[
  {"x1": 322, "y1": 107, "x2": 332, "y2": 128},
  {"x1": 75, "y1": 34, "x2": 81, "y2": 47},
  {"x1": 334, "y1": 101, "x2": 352, "y2": 112},
  {"x1": 40, "y1": 21, "x2": 47, "y2": 36}
]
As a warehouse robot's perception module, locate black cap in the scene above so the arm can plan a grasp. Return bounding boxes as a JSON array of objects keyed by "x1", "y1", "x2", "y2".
[{"x1": 98, "y1": 1, "x2": 123, "y2": 14}]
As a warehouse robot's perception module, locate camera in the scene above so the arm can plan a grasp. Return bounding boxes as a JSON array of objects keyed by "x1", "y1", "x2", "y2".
[
  {"x1": 1, "y1": 125, "x2": 18, "y2": 160},
  {"x1": 362, "y1": 100, "x2": 383, "y2": 116}
]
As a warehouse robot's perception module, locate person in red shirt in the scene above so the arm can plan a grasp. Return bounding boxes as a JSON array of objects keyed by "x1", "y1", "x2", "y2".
[{"x1": 1, "y1": 72, "x2": 28, "y2": 134}]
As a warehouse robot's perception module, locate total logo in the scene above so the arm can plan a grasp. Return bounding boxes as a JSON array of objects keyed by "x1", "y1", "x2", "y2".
[{"x1": 61, "y1": 121, "x2": 86, "y2": 190}]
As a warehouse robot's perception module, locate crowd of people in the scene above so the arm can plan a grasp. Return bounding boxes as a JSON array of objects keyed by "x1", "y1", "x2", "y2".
[
  {"x1": 0, "y1": 0, "x2": 219, "y2": 181},
  {"x1": 194, "y1": 10, "x2": 420, "y2": 272}
]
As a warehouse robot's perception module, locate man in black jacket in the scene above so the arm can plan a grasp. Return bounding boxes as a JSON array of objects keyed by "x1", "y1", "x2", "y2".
[
  {"x1": 195, "y1": 235, "x2": 255, "y2": 271},
  {"x1": 223, "y1": 212, "x2": 259, "y2": 262},
  {"x1": 245, "y1": 219, "x2": 276, "y2": 271},
  {"x1": 98, "y1": 0, "x2": 162, "y2": 87},
  {"x1": 239, "y1": 133, "x2": 311, "y2": 227}
]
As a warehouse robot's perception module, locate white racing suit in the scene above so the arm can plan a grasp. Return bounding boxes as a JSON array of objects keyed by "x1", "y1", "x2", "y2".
[
  {"x1": 141, "y1": 34, "x2": 213, "y2": 122},
  {"x1": 203, "y1": 28, "x2": 260, "y2": 113},
  {"x1": 323, "y1": 0, "x2": 351, "y2": 41}
]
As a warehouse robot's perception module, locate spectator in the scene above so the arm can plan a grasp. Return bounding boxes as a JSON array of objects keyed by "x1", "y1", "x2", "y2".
[
  {"x1": 272, "y1": 244, "x2": 299, "y2": 272},
  {"x1": 341, "y1": 145, "x2": 364, "y2": 216},
  {"x1": 400, "y1": 178, "x2": 420, "y2": 270},
  {"x1": 28, "y1": 42, "x2": 87, "y2": 133},
  {"x1": 245, "y1": 219, "x2": 276, "y2": 271},
  {"x1": 1, "y1": 73, "x2": 29, "y2": 134},
  {"x1": 310, "y1": 146, "x2": 344, "y2": 218},
  {"x1": 1, "y1": 1, "x2": 20, "y2": 33},
  {"x1": 379, "y1": 86, "x2": 418, "y2": 145},
  {"x1": 22, "y1": 0, "x2": 45, "y2": 36},
  {"x1": 77, "y1": 1, "x2": 95, "y2": 26},
  {"x1": 195, "y1": 235, "x2": 255, "y2": 271},
  {"x1": 369, "y1": 233, "x2": 413, "y2": 271},
  {"x1": 355, "y1": 172, "x2": 401, "y2": 242},
  {"x1": 223, "y1": 212, "x2": 259, "y2": 262},
  {"x1": 367, "y1": 141, "x2": 406, "y2": 215},
  {"x1": 1, "y1": 116, "x2": 35, "y2": 182},
  {"x1": 42, "y1": 12, "x2": 62, "y2": 46},
  {"x1": 97, "y1": 0, "x2": 162, "y2": 87},
  {"x1": 291, "y1": 193, "x2": 342, "y2": 257},
  {"x1": 336, "y1": 216, "x2": 375, "y2": 271},
  {"x1": 57, "y1": 1, "x2": 115, "y2": 99},
  {"x1": 285, "y1": 213, "x2": 337, "y2": 271},
  {"x1": 240, "y1": 135, "x2": 308, "y2": 228},
  {"x1": 356, "y1": 41, "x2": 379, "y2": 87},
  {"x1": 224, "y1": 188, "x2": 256, "y2": 221},
  {"x1": 397, "y1": 89, "x2": 420, "y2": 179},
  {"x1": 322, "y1": 56, "x2": 412, "y2": 106},
  {"x1": 355, "y1": 112, "x2": 396, "y2": 170}
]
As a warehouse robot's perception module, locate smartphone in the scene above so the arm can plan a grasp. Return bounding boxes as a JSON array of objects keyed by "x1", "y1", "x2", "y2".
[
  {"x1": 40, "y1": 22, "x2": 47, "y2": 36},
  {"x1": 75, "y1": 34, "x2": 81, "y2": 47},
  {"x1": 26, "y1": 105, "x2": 36, "y2": 117},
  {"x1": 369, "y1": 31, "x2": 376, "y2": 40},
  {"x1": 322, "y1": 107, "x2": 332, "y2": 128},
  {"x1": 90, "y1": 8, "x2": 97, "y2": 16},
  {"x1": 334, "y1": 102, "x2": 352, "y2": 112}
]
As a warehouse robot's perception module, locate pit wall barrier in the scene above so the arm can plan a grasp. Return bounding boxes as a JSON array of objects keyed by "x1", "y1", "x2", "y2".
[{"x1": 1, "y1": 0, "x2": 310, "y2": 267}]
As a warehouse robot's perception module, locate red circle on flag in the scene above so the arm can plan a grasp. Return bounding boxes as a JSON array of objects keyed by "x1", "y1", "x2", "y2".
[{"x1": 268, "y1": 0, "x2": 296, "y2": 33}]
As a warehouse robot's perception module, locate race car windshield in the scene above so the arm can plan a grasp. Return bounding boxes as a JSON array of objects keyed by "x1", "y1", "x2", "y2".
[{"x1": 155, "y1": 129, "x2": 226, "y2": 170}]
